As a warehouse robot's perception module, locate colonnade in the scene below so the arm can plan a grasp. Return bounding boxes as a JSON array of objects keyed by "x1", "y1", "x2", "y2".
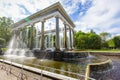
[{"x1": 14, "y1": 16, "x2": 74, "y2": 51}]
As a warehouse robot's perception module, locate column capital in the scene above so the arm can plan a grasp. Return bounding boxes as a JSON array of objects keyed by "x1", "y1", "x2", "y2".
[
  {"x1": 63, "y1": 22, "x2": 68, "y2": 25},
  {"x1": 55, "y1": 15, "x2": 60, "y2": 18},
  {"x1": 40, "y1": 19, "x2": 46, "y2": 22},
  {"x1": 67, "y1": 25, "x2": 73, "y2": 31},
  {"x1": 30, "y1": 23, "x2": 35, "y2": 26}
]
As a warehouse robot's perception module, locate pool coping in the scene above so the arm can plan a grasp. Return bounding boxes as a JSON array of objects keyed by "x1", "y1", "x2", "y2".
[
  {"x1": 85, "y1": 58, "x2": 112, "y2": 80},
  {"x1": 0, "y1": 59, "x2": 78, "y2": 80}
]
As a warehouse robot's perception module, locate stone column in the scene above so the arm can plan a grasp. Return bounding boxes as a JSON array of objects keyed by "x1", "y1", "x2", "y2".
[
  {"x1": 72, "y1": 29, "x2": 74, "y2": 49},
  {"x1": 55, "y1": 16, "x2": 60, "y2": 51},
  {"x1": 40, "y1": 20, "x2": 45, "y2": 50},
  {"x1": 29, "y1": 24, "x2": 34, "y2": 50},
  {"x1": 69, "y1": 27, "x2": 72, "y2": 50},
  {"x1": 52, "y1": 34, "x2": 53, "y2": 48},
  {"x1": 64, "y1": 23, "x2": 67, "y2": 49},
  {"x1": 19, "y1": 29, "x2": 22, "y2": 48}
]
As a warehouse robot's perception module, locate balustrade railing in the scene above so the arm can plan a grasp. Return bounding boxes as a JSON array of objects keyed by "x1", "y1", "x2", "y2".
[{"x1": 0, "y1": 59, "x2": 95, "y2": 80}]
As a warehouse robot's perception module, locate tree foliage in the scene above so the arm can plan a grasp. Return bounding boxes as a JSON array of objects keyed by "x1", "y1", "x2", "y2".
[
  {"x1": 100, "y1": 32, "x2": 110, "y2": 42},
  {"x1": 0, "y1": 38, "x2": 5, "y2": 46},
  {"x1": 87, "y1": 32, "x2": 101, "y2": 49},
  {"x1": 0, "y1": 17, "x2": 14, "y2": 45},
  {"x1": 113, "y1": 36, "x2": 120, "y2": 48},
  {"x1": 108, "y1": 39, "x2": 115, "y2": 48},
  {"x1": 74, "y1": 30, "x2": 101, "y2": 49}
]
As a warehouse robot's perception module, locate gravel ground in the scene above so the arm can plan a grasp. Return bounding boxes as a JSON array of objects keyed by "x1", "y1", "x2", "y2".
[{"x1": 91, "y1": 56, "x2": 120, "y2": 80}]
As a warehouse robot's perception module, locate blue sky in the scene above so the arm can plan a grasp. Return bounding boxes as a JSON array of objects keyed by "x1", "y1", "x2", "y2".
[{"x1": 0, "y1": 0, "x2": 120, "y2": 37}]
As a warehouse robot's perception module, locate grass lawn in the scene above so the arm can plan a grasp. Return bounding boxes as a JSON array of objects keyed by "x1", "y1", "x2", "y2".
[{"x1": 85, "y1": 49, "x2": 120, "y2": 53}]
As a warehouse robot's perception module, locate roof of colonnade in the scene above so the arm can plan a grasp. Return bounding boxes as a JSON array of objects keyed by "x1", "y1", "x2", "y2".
[{"x1": 12, "y1": 2, "x2": 75, "y2": 30}]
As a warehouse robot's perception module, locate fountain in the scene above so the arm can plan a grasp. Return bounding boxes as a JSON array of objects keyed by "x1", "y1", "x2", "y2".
[
  {"x1": 0, "y1": 2, "x2": 113, "y2": 80},
  {"x1": 1, "y1": 32, "x2": 112, "y2": 79},
  {"x1": 4, "y1": 34, "x2": 34, "y2": 58}
]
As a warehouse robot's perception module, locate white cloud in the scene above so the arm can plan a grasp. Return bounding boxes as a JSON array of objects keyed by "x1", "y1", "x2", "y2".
[
  {"x1": 0, "y1": 0, "x2": 29, "y2": 21},
  {"x1": 75, "y1": 0, "x2": 120, "y2": 35},
  {"x1": 0, "y1": 0, "x2": 56, "y2": 21},
  {"x1": 62, "y1": 0, "x2": 85, "y2": 15},
  {"x1": 81, "y1": 0, "x2": 86, "y2": 5},
  {"x1": 0, "y1": 0, "x2": 86, "y2": 21}
]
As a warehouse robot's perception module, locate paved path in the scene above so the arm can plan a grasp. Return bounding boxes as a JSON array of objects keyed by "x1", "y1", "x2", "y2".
[
  {"x1": 0, "y1": 62, "x2": 51, "y2": 80},
  {"x1": 91, "y1": 56, "x2": 120, "y2": 80},
  {"x1": 0, "y1": 69, "x2": 17, "y2": 80}
]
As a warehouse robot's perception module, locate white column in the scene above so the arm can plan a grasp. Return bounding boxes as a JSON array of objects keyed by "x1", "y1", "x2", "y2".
[
  {"x1": 20, "y1": 30, "x2": 22, "y2": 48},
  {"x1": 64, "y1": 23, "x2": 67, "y2": 49},
  {"x1": 49, "y1": 34, "x2": 50, "y2": 48},
  {"x1": 26, "y1": 27, "x2": 28, "y2": 48},
  {"x1": 36, "y1": 26, "x2": 38, "y2": 48},
  {"x1": 55, "y1": 16, "x2": 60, "y2": 51},
  {"x1": 29, "y1": 24, "x2": 34, "y2": 50},
  {"x1": 52, "y1": 34, "x2": 53, "y2": 48},
  {"x1": 71, "y1": 29, "x2": 74, "y2": 49},
  {"x1": 69, "y1": 27, "x2": 72, "y2": 49},
  {"x1": 40, "y1": 20, "x2": 45, "y2": 50}
]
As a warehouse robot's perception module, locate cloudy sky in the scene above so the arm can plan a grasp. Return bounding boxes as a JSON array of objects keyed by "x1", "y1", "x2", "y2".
[{"x1": 0, "y1": 0, "x2": 120, "y2": 36}]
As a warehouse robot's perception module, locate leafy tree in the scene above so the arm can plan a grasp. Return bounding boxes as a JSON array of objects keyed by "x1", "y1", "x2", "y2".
[
  {"x1": 100, "y1": 32, "x2": 110, "y2": 42},
  {"x1": 0, "y1": 38, "x2": 5, "y2": 46},
  {"x1": 74, "y1": 31, "x2": 88, "y2": 49},
  {"x1": 90, "y1": 29, "x2": 96, "y2": 34},
  {"x1": 108, "y1": 39, "x2": 115, "y2": 48},
  {"x1": 101, "y1": 41, "x2": 109, "y2": 49},
  {"x1": 74, "y1": 31, "x2": 101, "y2": 49},
  {"x1": 78, "y1": 35, "x2": 88, "y2": 49},
  {"x1": 0, "y1": 17, "x2": 14, "y2": 45},
  {"x1": 99, "y1": 32, "x2": 111, "y2": 49},
  {"x1": 87, "y1": 32, "x2": 101, "y2": 49},
  {"x1": 113, "y1": 36, "x2": 120, "y2": 48}
]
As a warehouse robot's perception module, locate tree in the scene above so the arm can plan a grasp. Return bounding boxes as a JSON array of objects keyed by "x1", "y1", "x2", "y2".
[
  {"x1": 108, "y1": 39, "x2": 115, "y2": 48},
  {"x1": 99, "y1": 32, "x2": 111, "y2": 49},
  {"x1": 0, "y1": 38, "x2": 5, "y2": 47},
  {"x1": 90, "y1": 29, "x2": 96, "y2": 34},
  {"x1": 87, "y1": 32, "x2": 101, "y2": 49},
  {"x1": 74, "y1": 31, "x2": 101, "y2": 49},
  {"x1": 100, "y1": 32, "x2": 110, "y2": 42},
  {"x1": 113, "y1": 36, "x2": 120, "y2": 48},
  {"x1": 74, "y1": 31, "x2": 88, "y2": 49},
  {"x1": 0, "y1": 17, "x2": 14, "y2": 45}
]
